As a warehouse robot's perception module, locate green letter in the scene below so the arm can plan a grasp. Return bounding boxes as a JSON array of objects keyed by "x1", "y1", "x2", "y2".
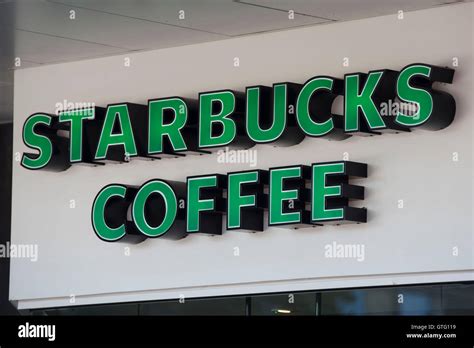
[
  {"x1": 21, "y1": 114, "x2": 53, "y2": 170},
  {"x1": 95, "y1": 104, "x2": 137, "y2": 160},
  {"x1": 345, "y1": 72, "x2": 386, "y2": 131},
  {"x1": 187, "y1": 176, "x2": 218, "y2": 232},
  {"x1": 59, "y1": 108, "x2": 94, "y2": 162},
  {"x1": 269, "y1": 167, "x2": 302, "y2": 225},
  {"x1": 396, "y1": 64, "x2": 433, "y2": 127},
  {"x1": 149, "y1": 98, "x2": 188, "y2": 154},
  {"x1": 312, "y1": 162, "x2": 345, "y2": 221},
  {"x1": 92, "y1": 185, "x2": 127, "y2": 241},
  {"x1": 296, "y1": 77, "x2": 335, "y2": 136},
  {"x1": 132, "y1": 180, "x2": 177, "y2": 237},
  {"x1": 246, "y1": 85, "x2": 286, "y2": 142},
  {"x1": 199, "y1": 91, "x2": 236, "y2": 148},
  {"x1": 227, "y1": 171, "x2": 259, "y2": 229}
]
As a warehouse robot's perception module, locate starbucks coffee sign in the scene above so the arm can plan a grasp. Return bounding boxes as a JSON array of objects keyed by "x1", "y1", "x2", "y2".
[{"x1": 20, "y1": 63, "x2": 456, "y2": 242}]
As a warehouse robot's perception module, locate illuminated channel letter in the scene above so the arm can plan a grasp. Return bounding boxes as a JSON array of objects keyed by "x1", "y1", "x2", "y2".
[
  {"x1": 199, "y1": 91, "x2": 237, "y2": 148},
  {"x1": 95, "y1": 104, "x2": 137, "y2": 161},
  {"x1": 21, "y1": 114, "x2": 53, "y2": 170},
  {"x1": 246, "y1": 84, "x2": 286, "y2": 143},
  {"x1": 395, "y1": 64, "x2": 456, "y2": 130},
  {"x1": 59, "y1": 108, "x2": 94, "y2": 163},
  {"x1": 92, "y1": 184, "x2": 128, "y2": 242},
  {"x1": 296, "y1": 76, "x2": 338, "y2": 137},
  {"x1": 22, "y1": 113, "x2": 70, "y2": 171},
  {"x1": 344, "y1": 71, "x2": 387, "y2": 132},
  {"x1": 269, "y1": 166, "x2": 308, "y2": 226},
  {"x1": 148, "y1": 98, "x2": 188, "y2": 154},
  {"x1": 227, "y1": 170, "x2": 267, "y2": 231},
  {"x1": 131, "y1": 180, "x2": 178, "y2": 238},
  {"x1": 311, "y1": 161, "x2": 368, "y2": 224},
  {"x1": 186, "y1": 175, "x2": 225, "y2": 234},
  {"x1": 312, "y1": 162, "x2": 345, "y2": 221}
]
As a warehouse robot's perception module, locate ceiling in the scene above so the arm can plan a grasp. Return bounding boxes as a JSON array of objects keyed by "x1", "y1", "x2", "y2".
[{"x1": 0, "y1": 0, "x2": 469, "y2": 121}]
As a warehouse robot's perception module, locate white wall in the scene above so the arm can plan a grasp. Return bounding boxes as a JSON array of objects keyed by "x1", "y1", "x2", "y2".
[{"x1": 10, "y1": 3, "x2": 474, "y2": 309}]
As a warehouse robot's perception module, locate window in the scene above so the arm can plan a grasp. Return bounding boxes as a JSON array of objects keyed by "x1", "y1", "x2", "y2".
[
  {"x1": 29, "y1": 282, "x2": 473, "y2": 316},
  {"x1": 250, "y1": 292, "x2": 317, "y2": 316}
]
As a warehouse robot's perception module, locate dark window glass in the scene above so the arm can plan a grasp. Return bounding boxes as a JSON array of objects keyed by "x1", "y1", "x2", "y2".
[
  {"x1": 40, "y1": 303, "x2": 138, "y2": 316},
  {"x1": 139, "y1": 296, "x2": 246, "y2": 315},
  {"x1": 250, "y1": 292, "x2": 316, "y2": 315},
  {"x1": 441, "y1": 283, "x2": 474, "y2": 315},
  {"x1": 320, "y1": 285, "x2": 443, "y2": 315}
]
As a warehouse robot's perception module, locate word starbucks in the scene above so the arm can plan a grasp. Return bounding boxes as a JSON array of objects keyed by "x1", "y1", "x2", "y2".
[
  {"x1": 22, "y1": 63, "x2": 455, "y2": 171},
  {"x1": 92, "y1": 161, "x2": 367, "y2": 242}
]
